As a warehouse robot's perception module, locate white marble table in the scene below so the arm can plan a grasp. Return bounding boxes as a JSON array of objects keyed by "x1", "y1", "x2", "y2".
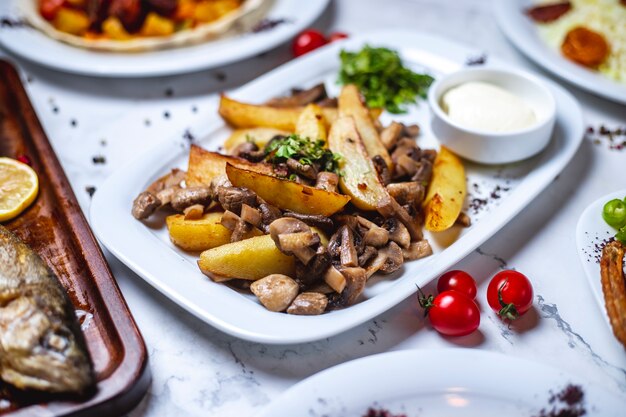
[{"x1": 2, "y1": 0, "x2": 626, "y2": 415}]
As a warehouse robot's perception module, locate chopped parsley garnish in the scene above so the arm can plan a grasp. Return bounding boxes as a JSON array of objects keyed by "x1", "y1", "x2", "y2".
[
  {"x1": 338, "y1": 45, "x2": 434, "y2": 114},
  {"x1": 265, "y1": 134, "x2": 342, "y2": 174}
]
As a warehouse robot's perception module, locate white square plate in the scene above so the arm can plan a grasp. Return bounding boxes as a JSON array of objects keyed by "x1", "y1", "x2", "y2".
[{"x1": 91, "y1": 30, "x2": 584, "y2": 344}]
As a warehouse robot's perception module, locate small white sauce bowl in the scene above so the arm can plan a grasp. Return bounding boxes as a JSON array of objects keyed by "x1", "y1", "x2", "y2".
[{"x1": 428, "y1": 68, "x2": 556, "y2": 164}]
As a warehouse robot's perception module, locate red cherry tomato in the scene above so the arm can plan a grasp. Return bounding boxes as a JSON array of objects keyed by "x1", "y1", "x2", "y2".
[
  {"x1": 40, "y1": 0, "x2": 66, "y2": 20},
  {"x1": 487, "y1": 270, "x2": 534, "y2": 321},
  {"x1": 329, "y1": 32, "x2": 349, "y2": 42},
  {"x1": 418, "y1": 290, "x2": 480, "y2": 336},
  {"x1": 292, "y1": 29, "x2": 328, "y2": 57},
  {"x1": 437, "y1": 270, "x2": 477, "y2": 299}
]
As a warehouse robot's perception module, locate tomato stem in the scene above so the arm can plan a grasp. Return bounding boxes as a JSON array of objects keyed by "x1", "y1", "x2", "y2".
[
  {"x1": 497, "y1": 279, "x2": 519, "y2": 321},
  {"x1": 415, "y1": 284, "x2": 434, "y2": 317}
]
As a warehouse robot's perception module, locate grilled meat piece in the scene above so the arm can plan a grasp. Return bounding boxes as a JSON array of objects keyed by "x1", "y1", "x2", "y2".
[
  {"x1": 600, "y1": 240, "x2": 626, "y2": 348},
  {"x1": 108, "y1": 0, "x2": 146, "y2": 32},
  {"x1": 145, "y1": 0, "x2": 178, "y2": 16},
  {"x1": 0, "y1": 226, "x2": 94, "y2": 393}
]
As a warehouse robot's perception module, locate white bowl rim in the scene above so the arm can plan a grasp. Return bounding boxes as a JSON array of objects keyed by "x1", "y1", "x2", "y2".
[{"x1": 428, "y1": 66, "x2": 557, "y2": 137}]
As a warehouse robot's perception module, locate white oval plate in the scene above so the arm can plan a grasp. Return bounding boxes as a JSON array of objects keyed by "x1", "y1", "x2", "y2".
[
  {"x1": 0, "y1": 0, "x2": 328, "y2": 77},
  {"x1": 90, "y1": 30, "x2": 584, "y2": 344},
  {"x1": 255, "y1": 349, "x2": 624, "y2": 417},
  {"x1": 494, "y1": 0, "x2": 626, "y2": 105},
  {"x1": 575, "y1": 189, "x2": 626, "y2": 328}
]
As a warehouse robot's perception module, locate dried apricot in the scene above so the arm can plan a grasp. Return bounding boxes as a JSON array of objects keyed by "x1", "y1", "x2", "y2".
[{"x1": 561, "y1": 26, "x2": 609, "y2": 67}]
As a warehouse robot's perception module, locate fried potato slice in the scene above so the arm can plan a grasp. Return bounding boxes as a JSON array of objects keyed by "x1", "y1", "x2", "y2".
[
  {"x1": 219, "y1": 95, "x2": 382, "y2": 131},
  {"x1": 422, "y1": 146, "x2": 466, "y2": 232},
  {"x1": 295, "y1": 104, "x2": 327, "y2": 142},
  {"x1": 327, "y1": 116, "x2": 391, "y2": 211},
  {"x1": 198, "y1": 235, "x2": 295, "y2": 281},
  {"x1": 224, "y1": 127, "x2": 290, "y2": 154},
  {"x1": 338, "y1": 85, "x2": 392, "y2": 168},
  {"x1": 166, "y1": 212, "x2": 262, "y2": 251},
  {"x1": 226, "y1": 163, "x2": 350, "y2": 216},
  {"x1": 186, "y1": 144, "x2": 274, "y2": 187}
]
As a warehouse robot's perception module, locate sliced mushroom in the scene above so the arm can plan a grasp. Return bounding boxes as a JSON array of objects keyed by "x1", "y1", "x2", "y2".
[
  {"x1": 357, "y1": 216, "x2": 389, "y2": 248},
  {"x1": 411, "y1": 159, "x2": 433, "y2": 184},
  {"x1": 380, "y1": 122, "x2": 404, "y2": 150},
  {"x1": 315, "y1": 171, "x2": 339, "y2": 192},
  {"x1": 250, "y1": 274, "x2": 299, "y2": 312},
  {"x1": 286, "y1": 158, "x2": 318, "y2": 180},
  {"x1": 234, "y1": 141, "x2": 265, "y2": 162},
  {"x1": 383, "y1": 218, "x2": 411, "y2": 249},
  {"x1": 402, "y1": 240, "x2": 433, "y2": 261},
  {"x1": 219, "y1": 210, "x2": 251, "y2": 242},
  {"x1": 338, "y1": 267, "x2": 367, "y2": 306},
  {"x1": 403, "y1": 124, "x2": 420, "y2": 138},
  {"x1": 340, "y1": 226, "x2": 359, "y2": 267},
  {"x1": 378, "y1": 242, "x2": 403, "y2": 274},
  {"x1": 220, "y1": 210, "x2": 241, "y2": 231},
  {"x1": 155, "y1": 185, "x2": 180, "y2": 206},
  {"x1": 327, "y1": 228, "x2": 342, "y2": 259},
  {"x1": 257, "y1": 198, "x2": 282, "y2": 232},
  {"x1": 183, "y1": 204, "x2": 204, "y2": 220},
  {"x1": 266, "y1": 83, "x2": 327, "y2": 107},
  {"x1": 241, "y1": 204, "x2": 262, "y2": 227},
  {"x1": 209, "y1": 174, "x2": 232, "y2": 197},
  {"x1": 386, "y1": 182, "x2": 425, "y2": 206},
  {"x1": 146, "y1": 168, "x2": 186, "y2": 194},
  {"x1": 287, "y1": 292, "x2": 328, "y2": 315},
  {"x1": 394, "y1": 154, "x2": 420, "y2": 178},
  {"x1": 217, "y1": 186, "x2": 257, "y2": 214},
  {"x1": 372, "y1": 154, "x2": 391, "y2": 185},
  {"x1": 307, "y1": 282, "x2": 335, "y2": 294},
  {"x1": 132, "y1": 191, "x2": 161, "y2": 220},
  {"x1": 283, "y1": 211, "x2": 334, "y2": 236},
  {"x1": 295, "y1": 246, "x2": 331, "y2": 288},
  {"x1": 171, "y1": 186, "x2": 212, "y2": 211},
  {"x1": 278, "y1": 232, "x2": 319, "y2": 264},
  {"x1": 324, "y1": 265, "x2": 347, "y2": 293},
  {"x1": 388, "y1": 198, "x2": 423, "y2": 242},
  {"x1": 358, "y1": 245, "x2": 378, "y2": 267}
]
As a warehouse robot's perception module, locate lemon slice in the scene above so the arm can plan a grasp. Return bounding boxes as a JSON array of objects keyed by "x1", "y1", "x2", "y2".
[{"x1": 0, "y1": 157, "x2": 39, "y2": 222}]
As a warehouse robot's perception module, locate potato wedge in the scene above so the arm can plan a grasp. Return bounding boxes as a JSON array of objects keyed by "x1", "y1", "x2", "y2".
[
  {"x1": 166, "y1": 212, "x2": 261, "y2": 251},
  {"x1": 422, "y1": 146, "x2": 466, "y2": 232},
  {"x1": 186, "y1": 144, "x2": 274, "y2": 187},
  {"x1": 198, "y1": 235, "x2": 295, "y2": 280},
  {"x1": 226, "y1": 163, "x2": 351, "y2": 216},
  {"x1": 327, "y1": 117, "x2": 391, "y2": 211},
  {"x1": 295, "y1": 104, "x2": 327, "y2": 142},
  {"x1": 338, "y1": 85, "x2": 392, "y2": 168},
  {"x1": 224, "y1": 127, "x2": 290, "y2": 154},
  {"x1": 219, "y1": 95, "x2": 382, "y2": 131}
]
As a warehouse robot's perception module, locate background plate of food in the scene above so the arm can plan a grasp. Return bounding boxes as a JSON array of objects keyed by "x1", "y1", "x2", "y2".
[
  {"x1": 576, "y1": 189, "x2": 626, "y2": 349},
  {"x1": 0, "y1": 0, "x2": 329, "y2": 77},
  {"x1": 91, "y1": 29, "x2": 584, "y2": 344},
  {"x1": 494, "y1": 0, "x2": 626, "y2": 105},
  {"x1": 255, "y1": 349, "x2": 623, "y2": 416}
]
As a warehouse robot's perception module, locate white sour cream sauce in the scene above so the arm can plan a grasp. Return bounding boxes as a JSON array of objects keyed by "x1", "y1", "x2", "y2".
[{"x1": 441, "y1": 81, "x2": 537, "y2": 132}]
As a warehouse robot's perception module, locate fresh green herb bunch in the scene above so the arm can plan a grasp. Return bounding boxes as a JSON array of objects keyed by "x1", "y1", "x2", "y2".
[
  {"x1": 339, "y1": 45, "x2": 434, "y2": 114},
  {"x1": 265, "y1": 134, "x2": 342, "y2": 174}
]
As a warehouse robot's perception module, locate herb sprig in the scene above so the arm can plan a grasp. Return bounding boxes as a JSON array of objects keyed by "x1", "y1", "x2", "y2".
[
  {"x1": 265, "y1": 134, "x2": 341, "y2": 174},
  {"x1": 338, "y1": 45, "x2": 434, "y2": 114}
]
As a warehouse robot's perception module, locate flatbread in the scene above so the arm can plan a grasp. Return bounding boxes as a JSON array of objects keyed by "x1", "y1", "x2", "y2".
[{"x1": 19, "y1": 0, "x2": 270, "y2": 52}]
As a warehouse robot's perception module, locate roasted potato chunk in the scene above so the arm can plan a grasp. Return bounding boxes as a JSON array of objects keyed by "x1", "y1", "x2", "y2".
[
  {"x1": 338, "y1": 85, "x2": 392, "y2": 168},
  {"x1": 327, "y1": 117, "x2": 391, "y2": 211},
  {"x1": 219, "y1": 95, "x2": 382, "y2": 131},
  {"x1": 295, "y1": 104, "x2": 327, "y2": 142},
  {"x1": 198, "y1": 235, "x2": 295, "y2": 281},
  {"x1": 186, "y1": 144, "x2": 274, "y2": 187},
  {"x1": 422, "y1": 146, "x2": 466, "y2": 232},
  {"x1": 226, "y1": 164, "x2": 351, "y2": 216},
  {"x1": 166, "y1": 212, "x2": 261, "y2": 251}
]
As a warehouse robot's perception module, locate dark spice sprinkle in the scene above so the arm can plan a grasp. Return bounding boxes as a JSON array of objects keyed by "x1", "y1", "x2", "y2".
[
  {"x1": 70, "y1": 119, "x2": 77, "y2": 127},
  {"x1": 534, "y1": 384, "x2": 585, "y2": 417},
  {"x1": 191, "y1": 105, "x2": 198, "y2": 113},
  {"x1": 163, "y1": 111, "x2": 170, "y2": 119},
  {"x1": 182, "y1": 129, "x2": 195, "y2": 143},
  {"x1": 363, "y1": 408, "x2": 407, "y2": 417},
  {"x1": 214, "y1": 71, "x2": 227, "y2": 82},
  {"x1": 85, "y1": 186, "x2": 96, "y2": 198},
  {"x1": 100, "y1": 139, "x2": 107, "y2": 146},
  {"x1": 251, "y1": 18, "x2": 289, "y2": 33},
  {"x1": 164, "y1": 88, "x2": 174, "y2": 97},
  {"x1": 92, "y1": 155, "x2": 106, "y2": 164},
  {"x1": 26, "y1": 75, "x2": 33, "y2": 83},
  {"x1": 586, "y1": 124, "x2": 626, "y2": 151},
  {"x1": 52, "y1": 106, "x2": 59, "y2": 114},
  {"x1": 0, "y1": 17, "x2": 26, "y2": 27},
  {"x1": 144, "y1": 119, "x2": 151, "y2": 126},
  {"x1": 466, "y1": 53, "x2": 487, "y2": 66}
]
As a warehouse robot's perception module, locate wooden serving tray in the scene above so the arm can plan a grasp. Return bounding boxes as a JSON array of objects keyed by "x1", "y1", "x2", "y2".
[{"x1": 0, "y1": 61, "x2": 150, "y2": 416}]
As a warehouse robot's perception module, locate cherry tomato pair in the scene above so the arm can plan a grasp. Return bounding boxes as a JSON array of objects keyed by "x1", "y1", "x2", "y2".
[
  {"x1": 419, "y1": 269, "x2": 533, "y2": 337},
  {"x1": 292, "y1": 30, "x2": 349, "y2": 57}
]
